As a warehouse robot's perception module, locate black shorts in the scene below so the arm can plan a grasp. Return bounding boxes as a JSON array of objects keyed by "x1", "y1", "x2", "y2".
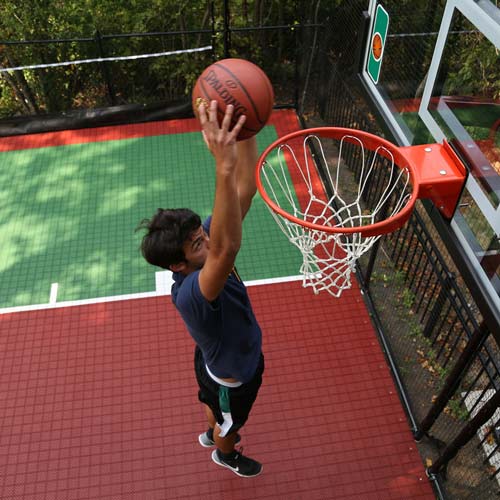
[{"x1": 194, "y1": 346, "x2": 264, "y2": 436}]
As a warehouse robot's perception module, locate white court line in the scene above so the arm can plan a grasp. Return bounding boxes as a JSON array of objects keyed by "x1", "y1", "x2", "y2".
[
  {"x1": 0, "y1": 275, "x2": 303, "y2": 315},
  {"x1": 49, "y1": 283, "x2": 58, "y2": 304},
  {"x1": 155, "y1": 270, "x2": 174, "y2": 294}
]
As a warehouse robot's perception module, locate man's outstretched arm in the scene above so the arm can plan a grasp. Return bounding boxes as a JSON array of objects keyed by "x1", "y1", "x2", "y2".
[
  {"x1": 198, "y1": 101, "x2": 246, "y2": 302},
  {"x1": 235, "y1": 136, "x2": 258, "y2": 221}
]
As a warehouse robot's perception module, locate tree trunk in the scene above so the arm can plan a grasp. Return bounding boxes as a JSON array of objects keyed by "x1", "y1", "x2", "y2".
[
  {"x1": 196, "y1": 3, "x2": 211, "y2": 47},
  {"x1": 242, "y1": 0, "x2": 248, "y2": 24},
  {"x1": 2, "y1": 50, "x2": 39, "y2": 114}
]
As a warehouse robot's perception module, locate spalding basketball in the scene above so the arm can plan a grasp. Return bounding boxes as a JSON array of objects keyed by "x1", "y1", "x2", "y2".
[{"x1": 192, "y1": 58, "x2": 274, "y2": 140}]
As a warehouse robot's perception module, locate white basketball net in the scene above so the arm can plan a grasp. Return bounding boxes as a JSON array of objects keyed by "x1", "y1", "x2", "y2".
[{"x1": 260, "y1": 133, "x2": 412, "y2": 297}]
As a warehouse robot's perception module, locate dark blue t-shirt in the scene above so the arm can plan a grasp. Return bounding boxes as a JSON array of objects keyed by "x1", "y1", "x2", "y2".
[{"x1": 171, "y1": 217, "x2": 262, "y2": 383}]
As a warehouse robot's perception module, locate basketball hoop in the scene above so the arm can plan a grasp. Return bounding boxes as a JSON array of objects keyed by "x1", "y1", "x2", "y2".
[{"x1": 256, "y1": 127, "x2": 467, "y2": 297}]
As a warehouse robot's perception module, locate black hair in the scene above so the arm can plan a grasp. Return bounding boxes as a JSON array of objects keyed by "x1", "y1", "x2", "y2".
[{"x1": 136, "y1": 208, "x2": 202, "y2": 269}]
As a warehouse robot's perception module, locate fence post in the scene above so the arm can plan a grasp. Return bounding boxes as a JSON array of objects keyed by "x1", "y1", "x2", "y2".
[
  {"x1": 293, "y1": 25, "x2": 300, "y2": 112},
  {"x1": 94, "y1": 30, "x2": 117, "y2": 106},
  {"x1": 222, "y1": 0, "x2": 230, "y2": 58},
  {"x1": 423, "y1": 272, "x2": 455, "y2": 338},
  {"x1": 210, "y1": 0, "x2": 216, "y2": 59},
  {"x1": 361, "y1": 189, "x2": 392, "y2": 288},
  {"x1": 414, "y1": 321, "x2": 489, "y2": 441},
  {"x1": 356, "y1": 11, "x2": 371, "y2": 74},
  {"x1": 362, "y1": 235, "x2": 381, "y2": 289}
]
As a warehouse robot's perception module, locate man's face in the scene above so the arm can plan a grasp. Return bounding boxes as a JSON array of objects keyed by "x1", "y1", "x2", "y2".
[{"x1": 181, "y1": 225, "x2": 210, "y2": 272}]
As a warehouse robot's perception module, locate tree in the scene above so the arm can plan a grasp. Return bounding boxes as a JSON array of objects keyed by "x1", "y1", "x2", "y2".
[{"x1": 0, "y1": 1, "x2": 341, "y2": 118}]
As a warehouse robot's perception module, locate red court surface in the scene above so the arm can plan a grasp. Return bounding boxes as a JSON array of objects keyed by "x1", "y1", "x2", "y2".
[{"x1": 0, "y1": 280, "x2": 435, "y2": 500}]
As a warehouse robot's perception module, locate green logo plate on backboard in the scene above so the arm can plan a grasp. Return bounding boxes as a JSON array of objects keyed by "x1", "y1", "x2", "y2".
[{"x1": 367, "y1": 4, "x2": 389, "y2": 84}]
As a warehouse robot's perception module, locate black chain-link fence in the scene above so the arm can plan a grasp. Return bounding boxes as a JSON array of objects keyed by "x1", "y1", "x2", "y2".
[
  {"x1": 0, "y1": 26, "x2": 326, "y2": 136},
  {"x1": 0, "y1": 3, "x2": 323, "y2": 129},
  {"x1": 301, "y1": 2, "x2": 500, "y2": 498}
]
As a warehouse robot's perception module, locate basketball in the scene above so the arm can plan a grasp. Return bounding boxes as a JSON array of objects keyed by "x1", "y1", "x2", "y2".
[
  {"x1": 372, "y1": 33, "x2": 383, "y2": 60},
  {"x1": 192, "y1": 58, "x2": 274, "y2": 140}
]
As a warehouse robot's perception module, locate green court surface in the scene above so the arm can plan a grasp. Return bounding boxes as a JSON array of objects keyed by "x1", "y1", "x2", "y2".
[{"x1": 0, "y1": 126, "x2": 302, "y2": 308}]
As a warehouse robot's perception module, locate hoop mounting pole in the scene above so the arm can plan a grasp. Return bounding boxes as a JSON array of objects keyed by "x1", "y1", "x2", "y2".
[{"x1": 400, "y1": 141, "x2": 467, "y2": 219}]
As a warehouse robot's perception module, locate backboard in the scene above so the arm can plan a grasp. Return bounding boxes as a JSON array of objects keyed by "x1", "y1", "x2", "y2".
[{"x1": 360, "y1": 0, "x2": 499, "y2": 319}]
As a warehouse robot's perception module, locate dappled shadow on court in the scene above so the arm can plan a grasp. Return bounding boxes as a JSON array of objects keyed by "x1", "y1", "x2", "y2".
[
  {"x1": 0, "y1": 111, "x2": 302, "y2": 309},
  {"x1": 0, "y1": 131, "x2": 210, "y2": 308}
]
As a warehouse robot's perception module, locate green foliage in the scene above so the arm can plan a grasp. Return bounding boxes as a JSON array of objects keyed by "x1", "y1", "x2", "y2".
[
  {"x1": 401, "y1": 288, "x2": 415, "y2": 308},
  {"x1": 446, "y1": 397, "x2": 470, "y2": 422},
  {"x1": 0, "y1": 0, "x2": 331, "y2": 117},
  {"x1": 0, "y1": 3, "x2": 210, "y2": 114},
  {"x1": 444, "y1": 32, "x2": 500, "y2": 100},
  {"x1": 0, "y1": 0, "x2": 349, "y2": 118}
]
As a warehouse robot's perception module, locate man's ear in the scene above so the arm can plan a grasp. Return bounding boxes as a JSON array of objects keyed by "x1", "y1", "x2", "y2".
[{"x1": 169, "y1": 262, "x2": 186, "y2": 273}]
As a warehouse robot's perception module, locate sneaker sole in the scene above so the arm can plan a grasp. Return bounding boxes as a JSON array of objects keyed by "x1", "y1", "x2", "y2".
[
  {"x1": 211, "y1": 449, "x2": 263, "y2": 478},
  {"x1": 198, "y1": 432, "x2": 241, "y2": 448},
  {"x1": 198, "y1": 433, "x2": 214, "y2": 448}
]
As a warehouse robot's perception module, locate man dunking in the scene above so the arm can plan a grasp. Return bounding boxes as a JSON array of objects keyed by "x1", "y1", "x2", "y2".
[{"x1": 138, "y1": 101, "x2": 264, "y2": 477}]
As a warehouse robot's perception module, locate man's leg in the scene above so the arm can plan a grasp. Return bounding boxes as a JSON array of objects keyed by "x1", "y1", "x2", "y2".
[
  {"x1": 204, "y1": 404, "x2": 238, "y2": 452},
  {"x1": 207, "y1": 386, "x2": 262, "y2": 477},
  {"x1": 213, "y1": 424, "x2": 238, "y2": 454},
  {"x1": 204, "y1": 404, "x2": 216, "y2": 429},
  {"x1": 200, "y1": 404, "x2": 241, "y2": 448}
]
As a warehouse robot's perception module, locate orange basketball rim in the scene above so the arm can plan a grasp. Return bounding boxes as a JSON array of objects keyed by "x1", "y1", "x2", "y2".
[
  {"x1": 256, "y1": 127, "x2": 467, "y2": 237},
  {"x1": 254, "y1": 127, "x2": 467, "y2": 297}
]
